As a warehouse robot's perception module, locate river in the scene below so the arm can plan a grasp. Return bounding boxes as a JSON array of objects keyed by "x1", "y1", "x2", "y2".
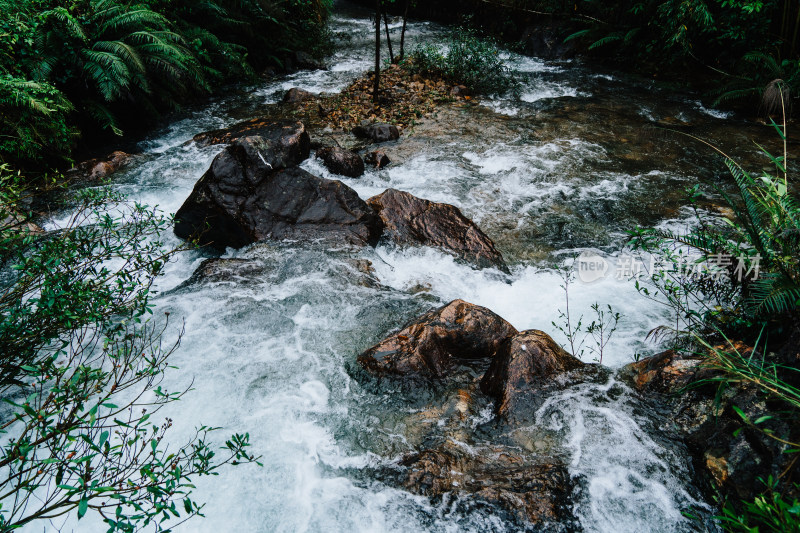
[{"x1": 37, "y1": 1, "x2": 781, "y2": 531}]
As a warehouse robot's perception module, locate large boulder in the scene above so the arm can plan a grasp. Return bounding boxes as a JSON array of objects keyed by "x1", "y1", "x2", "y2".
[
  {"x1": 192, "y1": 119, "x2": 310, "y2": 148},
  {"x1": 481, "y1": 330, "x2": 584, "y2": 419},
  {"x1": 367, "y1": 189, "x2": 508, "y2": 271},
  {"x1": 358, "y1": 299, "x2": 518, "y2": 378},
  {"x1": 316, "y1": 146, "x2": 365, "y2": 178},
  {"x1": 352, "y1": 122, "x2": 400, "y2": 143},
  {"x1": 401, "y1": 442, "x2": 574, "y2": 527},
  {"x1": 174, "y1": 135, "x2": 382, "y2": 250}
]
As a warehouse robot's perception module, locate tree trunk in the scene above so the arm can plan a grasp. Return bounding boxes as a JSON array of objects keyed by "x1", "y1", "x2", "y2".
[
  {"x1": 383, "y1": 6, "x2": 395, "y2": 64},
  {"x1": 399, "y1": 0, "x2": 410, "y2": 61},
  {"x1": 374, "y1": 0, "x2": 381, "y2": 103}
]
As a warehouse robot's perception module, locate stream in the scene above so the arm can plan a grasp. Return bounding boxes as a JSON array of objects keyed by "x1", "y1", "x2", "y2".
[{"x1": 35, "y1": 2, "x2": 785, "y2": 531}]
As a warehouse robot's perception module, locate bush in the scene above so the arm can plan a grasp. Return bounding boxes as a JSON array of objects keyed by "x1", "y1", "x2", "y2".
[
  {"x1": 0, "y1": 0, "x2": 332, "y2": 167},
  {"x1": 629, "y1": 114, "x2": 800, "y2": 337},
  {"x1": 409, "y1": 27, "x2": 519, "y2": 96},
  {"x1": 0, "y1": 169, "x2": 260, "y2": 530}
]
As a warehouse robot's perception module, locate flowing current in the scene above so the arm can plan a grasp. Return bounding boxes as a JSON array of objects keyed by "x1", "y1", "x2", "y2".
[{"x1": 36, "y1": 2, "x2": 780, "y2": 531}]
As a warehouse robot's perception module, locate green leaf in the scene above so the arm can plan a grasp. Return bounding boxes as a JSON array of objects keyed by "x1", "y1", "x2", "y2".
[{"x1": 77, "y1": 496, "x2": 88, "y2": 519}]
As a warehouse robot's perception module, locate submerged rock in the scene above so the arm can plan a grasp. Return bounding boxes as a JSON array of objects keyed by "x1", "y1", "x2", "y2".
[
  {"x1": 315, "y1": 146, "x2": 365, "y2": 178},
  {"x1": 358, "y1": 299, "x2": 517, "y2": 378},
  {"x1": 367, "y1": 188, "x2": 508, "y2": 271},
  {"x1": 401, "y1": 441, "x2": 574, "y2": 527},
  {"x1": 174, "y1": 135, "x2": 382, "y2": 249},
  {"x1": 481, "y1": 330, "x2": 584, "y2": 419},
  {"x1": 352, "y1": 122, "x2": 400, "y2": 143},
  {"x1": 192, "y1": 119, "x2": 310, "y2": 148}
]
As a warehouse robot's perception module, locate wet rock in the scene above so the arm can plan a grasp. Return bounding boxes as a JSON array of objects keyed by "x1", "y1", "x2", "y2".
[
  {"x1": 315, "y1": 146, "x2": 365, "y2": 178},
  {"x1": 358, "y1": 299, "x2": 517, "y2": 378},
  {"x1": 283, "y1": 87, "x2": 315, "y2": 104},
  {"x1": 364, "y1": 150, "x2": 390, "y2": 169},
  {"x1": 654, "y1": 116, "x2": 693, "y2": 131},
  {"x1": 619, "y1": 349, "x2": 704, "y2": 394},
  {"x1": 367, "y1": 188, "x2": 508, "y2": 271},
  {"x1": 192, "y1": 119, "x2": 310, "y2": 148},
  {"x1": 619, "y1": 343, "x2": 799, "y2": 502},
  {"x1": 352, "y1": 122, "x2": 400, "y2": 143},
  {"x1": 174, "y1": 135, "x2": 382, "y2": 250},
  {"x1": 401, "y1": 441, "x2": 574, "y2": 527},
  {"x1": 1, "y1": 210, "x2": 43, "y2": 236},
  {"x1": 71, "y1": 150, "x2": 135, "y2": 181},
  {"x1": 481, "y1": 330, "x2": 584, "y2": 418}
]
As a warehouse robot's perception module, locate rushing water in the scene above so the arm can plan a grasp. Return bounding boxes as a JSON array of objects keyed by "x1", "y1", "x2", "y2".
[{"x1": 33, "y1": 2, "x2": 787, "y2": 531}]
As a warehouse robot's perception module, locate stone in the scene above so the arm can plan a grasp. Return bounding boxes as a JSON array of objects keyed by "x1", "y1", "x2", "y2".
[
  {"x1": 174, "y1": 135, "x2": 382, "y2": 250},
  {"x1": 364, "y1": 150, "x2": 390, "y2": 169},
  {"x1": 358, "y1": 299, "x2": 518, "y2": 378},
  {"x1": 367, "y1": 188, "x2": 508, "y2": 271},
  {"x1": 450, "y1": 85, "x2": 470, "y2": 97},
  {"x1": 352, "y1": 122, "x2": 400, "y2": 143},
  {"x1": 315, "y1": 146, "x2": 365, "y2": 178},
  {"x1": 481, "y1": 330, "x2": 585, "y2": 418},
  {"x1": 401, "y1": 442, "x2": 574, "y2": 526},
  {"x1": 192, "y1": 119, "x2": 309, "y2": 148},
  {"x1": 283, "y1": 87, "x2": 315, "y2": 104}
]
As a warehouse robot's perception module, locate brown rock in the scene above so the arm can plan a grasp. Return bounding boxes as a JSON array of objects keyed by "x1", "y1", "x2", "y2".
[
  {"x1": 174, "y1": 135, "x2": 382, "y2": 250},
  {"x1": 357, "y1": 299, "x2": 517, "y2": 378},
  {"x1": 364, "y1": 150, "x2": 390, "y2": 169},
  {"x1": 283, "y1": 87, "x2": 315, "y2": 104},
  {"x1": 367, "y1": 188, "x2": 508, "y2": 271},
  {"x1": 72, "y1": 150, "x2": 134, "y2": 181},
  {"x1": 89, "y1": 161, "x2": 115, "y2": 180},
  {"x1": 401, "y1": 442, "x2": 574, "y2": 526},
  {"x1": 315, "y1": 146, "x2": 365, "y2": 178},
  {"x1": 620, "y1": 349, "x2": 703, "y2": 394},
  {"x1": 192, "y1": 119, "x2": 309, "y2": 148},
  {"x1": 481, "y1": 330, "x2": 584, "y2": 418}
]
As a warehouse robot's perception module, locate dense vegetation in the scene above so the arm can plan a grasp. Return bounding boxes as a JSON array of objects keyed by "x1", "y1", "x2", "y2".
[
  {"x1": 629, "y1": 111, "x2": 800, "y2": 531},
  {"x1": 0, "y1": 0, "x2": 331, "y2": 169},
  {"x1": 372, "y1": 0, "x2": 800, "y2": 112},
  {"x1": 409, "y1": 27, "x2": 520, "y2": 95}
]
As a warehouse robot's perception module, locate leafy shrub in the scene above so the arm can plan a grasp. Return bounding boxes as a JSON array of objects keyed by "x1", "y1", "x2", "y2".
[
  {"x1": 409, "y1": 27, "x2": 519, "y2": 96},
  {"x1": 0, "y1": 75, "x2": 76, "y2": 165},
  {"x1": 0, "y1": 169, "x2": 260, "y2": 530},
  {"x1": 0, "y1": 0, "x2": 332, "y2": 167},
  {"x1": 629, "y1": 115, "x2": 800, "y2": 337},
  {"x1": 719, "y1": 477, "x2": 800, "y2": 533}
]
